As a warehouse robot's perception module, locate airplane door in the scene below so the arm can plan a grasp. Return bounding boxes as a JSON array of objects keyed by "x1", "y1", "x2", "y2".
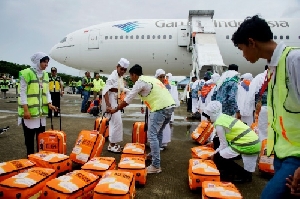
[
  {"x1": 88, "y1": 30, "x2": 100, "y2": 49},
  {"x1": 177, "y1": 25, "x2": 189, "y2": 47}
]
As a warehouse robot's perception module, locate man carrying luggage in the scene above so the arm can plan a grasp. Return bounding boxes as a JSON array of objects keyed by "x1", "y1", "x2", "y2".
[
  {"x1": 107, "y1": 64, "x2": 175, "y2": 174},
  {"x1": 48, "y1": 67, "x2": 63, "y2": 117}
]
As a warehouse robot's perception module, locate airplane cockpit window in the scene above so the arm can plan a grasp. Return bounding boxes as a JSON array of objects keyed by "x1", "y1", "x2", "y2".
[
  {"x1": 163, "y1": 35, "x2": 166, "y2": 39},
  {"x1": 286, "y1": 36, "x2": 289, "y2": 40},
  {"x1": 152, "y1": 35, "x2": 155, "y2": 39},
  {"x1": 157, "y1": 35, "x2": 161, "y2": 39},
  {"x1": 147, "y1": 35, "x2": 150, "y2": 39},
  {"x1": 280, "y1": 36, "x2": 283, "y2": 40},
  {"x1": 274, "y1": 35, "x2": 277, "y2": 39},
  {"x1": 136, "y1": 35, "x2": 139, "y2": 39},
  {"x1": 141, "y1": 35, "x2": 144, "y2": 39},
  {"x1": 169, "y1": 35, "x2": 172, "y2": 39},
  {"x1": 115, "y1": 36, "x2": 118, "y2": 39},
  {"x1": 105, "y1": 36, "x2": 108, "y2": 40},
  {"x1": 60, "y1": 37, "x2": 67, "y2": 43},
  {"x1": 120, "y1": 36, "x2": 123, "y2": 39},
  {"x1": 226, "y1": 35, "x2": 229, "y2": 39}
]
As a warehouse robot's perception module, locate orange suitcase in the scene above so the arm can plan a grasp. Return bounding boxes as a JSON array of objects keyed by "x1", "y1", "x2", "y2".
[
  {"x1": 0, "y1": 159, "x2": 36, "y2": 182},
  {"x1": 202, "y1": 181, "x2": 242, "y2": 199},
  {"x1": 121, "y1": 143, "x2": 146, "y2": 159},
  {"x1": 41, "y1": 170, "x2": 99, "y2": 199},
  {"x1": 258, "y1": 139, "x2": 274, "y2": 174},
  {"x1": 94, "y1": 113, "x2": 111, "y2": 138},
  {"x1": 188, "y1": 159, "x2": 220, "y2": 190},
  {"x1": 70, "y1": 130, "x2": 105, "y2": 165},
  {"x1": 118, "y1": 157, "x2": 147, "y2": 185},
  {"x1": 0, "y1": 167, "x2": 56, "y2": 199},
  {"x1": 81, "y1": 157, "x2": 116, "y2": 177},
  {"x1": 93, "y1": 170, "x2": 135, "y2": 199},
  {"x1": 38, "y1": 110, "x2": 67, "y2": 154},
  {"x1": 28, "y1": 151, "x2": 72, "y2": 177},
  {"x1": 191, "y1": 146, "x2": 215, "y2": 159},
  {"x1": 132, "y1": 122, "x2": 147, "y2": 144},
  {"x1": 191, "y1": 120, "x2": 214, "y2": 145}
]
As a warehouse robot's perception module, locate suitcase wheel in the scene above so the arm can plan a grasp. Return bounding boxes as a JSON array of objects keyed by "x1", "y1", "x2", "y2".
[{"x1": 16, "y1": 193, "x2": 21, "y2": 199}]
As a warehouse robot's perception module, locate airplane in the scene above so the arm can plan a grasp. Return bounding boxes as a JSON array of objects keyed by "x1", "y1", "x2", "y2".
[{"x1": 49, "y1": 18, "x2": 300, "y2": 77}]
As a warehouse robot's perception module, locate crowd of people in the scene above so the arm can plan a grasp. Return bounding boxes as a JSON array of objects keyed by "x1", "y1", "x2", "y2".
[{"x1": 14, "y1": 14, "x2": 300, "y2": 198}]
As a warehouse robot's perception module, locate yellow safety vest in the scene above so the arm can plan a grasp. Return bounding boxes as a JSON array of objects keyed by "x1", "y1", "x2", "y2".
[
  {"x1": 214, "y1": 114, "x2": 261, "y2": 155},
  {"x1": 83, "y1": 77, "x2": 92, "y2": 91},
  {"x1": 138, "y1": 75, "x2": 175, "y2": 112},
  {"x1": 18, "y1": 68, "x2": 49, "y2": 118},
  {"x1": 49, "y1": 76, "x2": 61, "y2": 92},
  {"x1": 93, "y1": 79, "x2": 104, "y2": 92},
  {"x1": 267, "y1": 47, "x2": 300, "y2": 158},
  {"x1": 0, "y1": 80, "x2": 9, "y2": 89}
]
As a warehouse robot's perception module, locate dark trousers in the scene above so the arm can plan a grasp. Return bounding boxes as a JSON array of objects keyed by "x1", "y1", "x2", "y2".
[
  {"x1": 187, "y1": 96, "x2": 192, "y2": 112},
  {"x1": 22, "y1": 119, "x2": 45, "y2": 156},
  {"x1": 49, "y1": 92, "x2": 60, "y2": 117}
]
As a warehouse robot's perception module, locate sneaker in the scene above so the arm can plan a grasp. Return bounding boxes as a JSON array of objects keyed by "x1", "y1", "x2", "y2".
[{"x1": 147, "y1": 165, "x2": 162, "y2": 174}]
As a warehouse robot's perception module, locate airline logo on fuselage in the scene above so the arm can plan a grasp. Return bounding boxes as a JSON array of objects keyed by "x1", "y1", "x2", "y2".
[
  {"x1": 113, "y1": 21, "x2": 143, "y2": 33},
  {"x1": 154, "y1": 20, "x2": 289, "y2": 28}
]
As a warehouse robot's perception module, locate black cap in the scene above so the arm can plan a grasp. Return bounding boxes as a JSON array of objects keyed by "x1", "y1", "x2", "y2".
[{"x1": 228, "y1": 64, "x2": 238, "y2": 71}]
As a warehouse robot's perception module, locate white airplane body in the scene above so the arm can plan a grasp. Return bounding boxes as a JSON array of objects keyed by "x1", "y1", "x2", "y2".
[{"x1": 49, "y1": 18, "x2": 300, "y2": 76}]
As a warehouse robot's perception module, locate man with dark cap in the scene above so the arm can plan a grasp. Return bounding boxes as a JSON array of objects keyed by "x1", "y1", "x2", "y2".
[
  {"x1": 48, "y1": 67, "x2": 64, "y2": 117},
  {"x1": 211, "y1": 64, "x2": 240, "y2": 118}
]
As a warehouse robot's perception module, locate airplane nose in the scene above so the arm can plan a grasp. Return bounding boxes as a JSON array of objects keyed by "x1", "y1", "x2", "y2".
[{"x1": 49, "y1": 44, "x2": 63, "y2": 62}]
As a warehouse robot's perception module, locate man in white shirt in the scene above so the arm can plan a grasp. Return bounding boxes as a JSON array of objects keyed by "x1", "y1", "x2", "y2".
[{"x1": 232, "y1": 15, "x2": 300, "y2": 199}]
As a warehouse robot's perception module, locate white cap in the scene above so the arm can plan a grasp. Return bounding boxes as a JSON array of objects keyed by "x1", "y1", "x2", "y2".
[
  {"x1": 155, "y1": 69, "x2": 165, "y2": 78},
  {"x1": 118, "y1": 58, "x2": 130, "y2": 68},
  {"x1": 242, "y1": 73, "x2": 253, "y2": 81}
]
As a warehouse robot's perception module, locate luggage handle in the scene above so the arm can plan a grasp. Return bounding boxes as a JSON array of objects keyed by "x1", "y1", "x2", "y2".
[
  {"x1": 144, "y1": 107, "x2": 148, "y2": 132},
  {"x1": 101, "y1": 111, "x2": 112, "y2": 125},
  {"x1": 50, "y1": 108, "x2": 62, "y2": 131}
]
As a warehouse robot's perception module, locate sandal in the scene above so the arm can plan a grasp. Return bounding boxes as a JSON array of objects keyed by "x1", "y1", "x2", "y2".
[{"x1": 107, "y1": 144, "x2": 123, "y2": 153}]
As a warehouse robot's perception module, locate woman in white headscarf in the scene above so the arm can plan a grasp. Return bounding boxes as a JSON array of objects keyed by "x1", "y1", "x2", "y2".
[
  {"x1": 203, "y1": 101, "x2": 260, "y2": 183},
  {"x1": 18, "y1": 52, "x2": 57, "y2": 156},
  {"x1": 237, "y1": 73, "x2": 254, "y2": 125},
  {"x1": 154, "y1": 69, "x2": 172, "y2": 149},
  {"x1": 166, "y1": 73, "x2": 180, "y2": 122}
]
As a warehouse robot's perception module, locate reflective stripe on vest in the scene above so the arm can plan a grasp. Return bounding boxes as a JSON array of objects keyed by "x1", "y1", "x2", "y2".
[
  {"x1": 214, "y1": 114, "x2": 261, "y2": 155},
  {"x1": 18, "y1": 68, "x2": 49, "y2": 118},
  {"x1": 49, "y1": 76, "x2": 61, "y2": 92},
  {"x1": 267, "y1": 47, "x2": 300, "y2": 158},
  {"x1": 0, "y1": 80, "x2": 9, "y2": 89},
  {"x1": 138, "y1": 76, "x2": 175, "y2": 112},
  {"x1": 84, "y1": 77, "x2": 92, "y2": 91}
]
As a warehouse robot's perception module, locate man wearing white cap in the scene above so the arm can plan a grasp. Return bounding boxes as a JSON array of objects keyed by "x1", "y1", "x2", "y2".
[
  {"x1": 237, "y1": 73, "x2": 254, "y2": 125},
  {"x1": 102, "y1": 58, "x2": 130, "y2": 153}
]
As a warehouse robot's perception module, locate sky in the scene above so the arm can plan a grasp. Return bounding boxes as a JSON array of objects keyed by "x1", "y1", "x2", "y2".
[{"x1": 0, "y1": 0, "x2": 299, "y2": 77}]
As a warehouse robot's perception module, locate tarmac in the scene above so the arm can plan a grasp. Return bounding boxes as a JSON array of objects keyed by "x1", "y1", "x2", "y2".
[{"x1": 0, "y1": 88, "x2": 269, "y2": 199}]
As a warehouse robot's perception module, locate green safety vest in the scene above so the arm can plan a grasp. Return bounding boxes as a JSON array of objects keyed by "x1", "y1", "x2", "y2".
[
  {"x1": 267, "y1": 47, "x2": 300, "y2": 158},
  {"x1": 72, "y1": 81, "x2": 77, "y2": 87},
  {"x1": 138, "y1": 75, "x2": 175, "y2": 112},
  {"x1": 83, "y1": 77, "x2": 92, "y2": 91},
  {"x1": 0, "y1": 80, "x2": 9, "y2": 89},
  {"x1": 214, "y1": 114, "x2": 261, "y2": 155},
  {"x1": 93, "y1": 79, "x2": 105, "y2": 92},
  {"x1": 76, "y1": 80, "x2": 82, "y2": 87},
  {"x1": 18, "y1": 68, "x2": 49, "y2": 118}
]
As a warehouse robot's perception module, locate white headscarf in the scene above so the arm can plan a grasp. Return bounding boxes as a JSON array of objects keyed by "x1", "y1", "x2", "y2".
[
  {"x1": 204, "y1": 101, "x2": 222, "y2": 122},
  {"x1": 166, "y1": 73, "x2": 172, "y2": 80},
  {"x1": 211, "y1": 73, "x2": 220, "y2": 84},
  {"x1": 30, "y1": 52, "x2": 49, "y2": 77},
  {"x1": 155, "y1": 69, "x2": 165, "y2": 78},
  {"x1": 242, "y1": 73, "x2": 253, "y2": 81}
]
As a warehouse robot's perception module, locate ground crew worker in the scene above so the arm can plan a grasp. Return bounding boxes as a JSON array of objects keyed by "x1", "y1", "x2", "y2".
[
  {"x1": 18, "y1": 52, "x2": 57, "y2": 156},
  {"x1": 0, "y1": 76, "x2": 10, "y2": 99},
  {"x1": 232, "y1": 15, "x2": 300, "y2": 199},
  {"x1": 15, "y1": 79, "x2": 19, "y2": 95},
  {"x1": 81, "y1": 72, "x2": 93, "y2": 113},
  {"x1": 107, "y1": 64, "x2": 175, "y2": 174},
  {"x1": 76, "y1": 79, "x2": 82, "y2": 95},
  {"x1": 71, "y1": 79, "x2": 77, "y2": 94},
  {"x1": 186, "y1": 77, "x2": 196, "y2": 113},
  {"x1": 48, "y1": 67, "x2": 63, "y2": 117},
  {"x1": 93, "y1": 73, "x2": 105, "y2": 100},
  {"x1": 203, "y1": 101, "x2": 260, "y2": 183}
]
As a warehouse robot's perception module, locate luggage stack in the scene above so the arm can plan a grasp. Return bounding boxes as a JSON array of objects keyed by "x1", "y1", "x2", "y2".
[
  {"x1": 121, "y1": 143, "x2": 146, "y2": 159},
  {"x1": 81, "y1": 157, "x2": 116, "y2": 177},
  {"x1": 191, "y1": 120, "x2": 214, "y2": 145},
  {"x1": 191, "y1": 146, "x2": 216, "y2": 159}
]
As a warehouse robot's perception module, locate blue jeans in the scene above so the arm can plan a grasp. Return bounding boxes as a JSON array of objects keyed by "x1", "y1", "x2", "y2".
[
  {"x1": 261, "y1": 156, "x2": 300, "y2": 199},
  {"x1": 81, "y1": 90, "x2": 89, "y2": 111},
  {"x1": 148, "y1": 108, "x2": 174, "y2": 168}
]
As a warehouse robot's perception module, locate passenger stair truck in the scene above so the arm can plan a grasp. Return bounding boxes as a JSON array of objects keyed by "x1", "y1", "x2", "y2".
[{"x1": 179, "y1": 10, "x2": 226, "y2": 83}]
